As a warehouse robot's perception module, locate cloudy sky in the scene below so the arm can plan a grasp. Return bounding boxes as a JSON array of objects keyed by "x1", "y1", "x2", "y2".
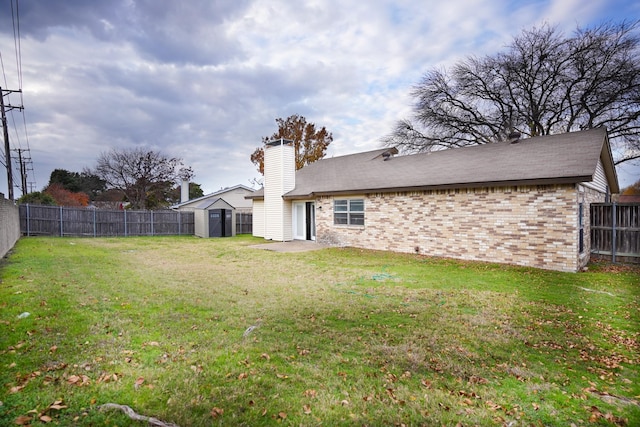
[{"x1": 0, "y1": 0, "x2": 638, "y2": 197}]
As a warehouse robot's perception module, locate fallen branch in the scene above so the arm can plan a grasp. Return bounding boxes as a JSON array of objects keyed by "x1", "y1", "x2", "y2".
[
  {"x1": 589, "y1": 390, "x2": 640, "y2": 407},
  {"x1": 99, "y1": 403, "x2": 180, "y2": 427}
]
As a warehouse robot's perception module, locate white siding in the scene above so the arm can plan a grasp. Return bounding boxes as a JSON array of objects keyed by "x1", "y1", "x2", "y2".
[
  {"x1": 194, "y1": 209, "x2": 207, "y2": 238},
  {"x1": 264, "y1": 141, "x2": 295, "y2": 241},
  {"x1": 582, "y1": 158, "x2": 609, "y2": 193},
  {"x1": 252, "y1": 199, "x2": 265, "y2": 238}
]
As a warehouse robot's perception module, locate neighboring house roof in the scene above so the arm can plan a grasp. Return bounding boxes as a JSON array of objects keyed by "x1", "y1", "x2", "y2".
[
  {"x1": 248, "y1": 128, "x2": 618, "y2": 200},
  {"x1": 171, "y1": 184, "x2": 255, "y2": 209},
  {"x1": 618, "y1": 194, "x2": 640, "y2": 203}
]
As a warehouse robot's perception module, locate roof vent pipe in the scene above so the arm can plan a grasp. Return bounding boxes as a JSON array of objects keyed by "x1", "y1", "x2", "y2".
[{"x1": 508, "y1": 131, "x2": 521, "y2": 143}]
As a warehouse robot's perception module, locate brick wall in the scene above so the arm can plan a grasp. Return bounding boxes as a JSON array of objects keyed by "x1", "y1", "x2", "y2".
[
  {"x1": 577, "y1": 184, "x2": 608, "y2": 269},
  {"x1": 315, "y1": 184, "x2": 604, "y2": 272},
  {"x1": 0, "y1": 195, "x2": 20, "y2": 258}
]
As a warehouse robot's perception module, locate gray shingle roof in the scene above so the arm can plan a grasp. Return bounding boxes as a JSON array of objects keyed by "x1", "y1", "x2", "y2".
[{"x1": 283, "y1": 128, "x2": 618, "y2": 198}]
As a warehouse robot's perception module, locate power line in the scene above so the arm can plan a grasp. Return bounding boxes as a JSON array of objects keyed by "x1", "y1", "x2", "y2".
[
  {"x1": 11, "y1": 0, "x2": 23, "y2": 89},
  {"x1": 1, "y1": 0, "x2": 35, "y2": 197}
]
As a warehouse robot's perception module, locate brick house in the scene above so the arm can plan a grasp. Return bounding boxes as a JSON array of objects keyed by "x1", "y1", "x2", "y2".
[{"x1": 248, "y1": 128, "x2": 619, "y2": 272}]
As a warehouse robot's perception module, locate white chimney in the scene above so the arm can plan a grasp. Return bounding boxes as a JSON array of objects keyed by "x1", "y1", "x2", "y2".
[
  {"x1": 264, "y1": 138, "x2": 295, "y2": 241},
  {"x1": 180, "y1": 179, "x2": 189, "y2": 203}
]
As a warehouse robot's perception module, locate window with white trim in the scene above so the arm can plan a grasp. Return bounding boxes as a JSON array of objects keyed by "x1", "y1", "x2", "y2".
[{"x1": 334, "y1": 199, "x2": 364, "y2": 226}]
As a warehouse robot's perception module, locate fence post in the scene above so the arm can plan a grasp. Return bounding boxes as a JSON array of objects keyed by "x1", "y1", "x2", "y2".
[
  {"x1": 26, "y1": 204, "x2": 30, "y2": 236},
  {"x1": 93, "y1": 208, "x2": 97, "y2": 237},
  {"x1": 124, "y1": 209, "x2": 127, "y2": 237},
  {"x1": 151, "y1": 210, "x2": 154, "y2": 236},
  {"x1": 59, "y1": 206, "x2": 63, "y2": 237},
  {"x1": 612, "y1": 202, "x2": 617, "y2": 264},
  {"x1": 178, "y1": 211, "x2": 181, "y2": 235}
]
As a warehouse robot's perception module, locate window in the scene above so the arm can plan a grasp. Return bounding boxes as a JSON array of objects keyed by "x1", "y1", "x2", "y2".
[
  {"x1": 578, "y1": 203, "x2": 584, "y2": 253},
  {"x1": 334, "y1": 199, "x2": 364, "y2": 226}
]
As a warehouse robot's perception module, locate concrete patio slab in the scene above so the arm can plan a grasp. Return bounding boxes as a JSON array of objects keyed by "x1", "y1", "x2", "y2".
[{"x1": 249, "y1": 240, "x2": 329, "y2": 253}]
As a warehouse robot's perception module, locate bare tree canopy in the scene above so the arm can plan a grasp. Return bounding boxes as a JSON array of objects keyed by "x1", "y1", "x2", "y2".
[
  {"x1": 251, "y1": 114, "x2": 333, "y2": 174},
  {"x1": 94, "y1": 148, "x2": 193, "y2": 209},
  {"x1": 384, "y1": 21, "x2": 640, "y2": 166}
]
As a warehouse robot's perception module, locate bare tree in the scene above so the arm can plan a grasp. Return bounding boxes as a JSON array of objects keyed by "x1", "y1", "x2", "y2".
[
  {"x1": 385, "y1": 22, "x2": 640, "y2": 165},
  {"x1": 251, "y1": 114, "x2": 333, "y2": 175},
  {"x1": 94, "y1": 148, "x2": 192, "y2": 209}
]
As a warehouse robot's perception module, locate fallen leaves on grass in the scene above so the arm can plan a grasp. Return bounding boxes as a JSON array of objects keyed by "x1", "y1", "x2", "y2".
[
  {"x1": 14, "y1": 400, "x2": 68, "y2": 425},
  {"x1": 587, "y1": 405, "x2": 627, "y2": 425},
  {"x1": 210, "y1": 407, "x2": 224, "y2": 418},
  {"x1": 96, "y1": 372, "x2": 120, "y2": 383},
  {"x1": 303, "y1": 389, "x2": 317, "y2": 398},
  {"x1": 67, "y1": 374, "x2": 90, "y2": 386},
  {"x1": 9, "y1": 371, "x2": 41, "y2": 393}
]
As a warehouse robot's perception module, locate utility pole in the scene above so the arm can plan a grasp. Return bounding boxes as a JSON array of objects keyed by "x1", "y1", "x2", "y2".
[
  {"x1": 12, "y1": 148, "x2": 30, "y2": 197},
  {"x1": 0, "y1": 86, "x2": 23, "y2": 200}
]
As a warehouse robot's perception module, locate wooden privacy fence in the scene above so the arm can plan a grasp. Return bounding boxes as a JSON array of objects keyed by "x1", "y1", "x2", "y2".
[
  {"x1": 590, "y1": 203, "x2": 640, "y2": 264},
  {"x1": 20, "y1": 204, "x2": 195, "y2": 237},
  {"x1": 236, "y1": 212, "x2": 253, "y2": 235}
]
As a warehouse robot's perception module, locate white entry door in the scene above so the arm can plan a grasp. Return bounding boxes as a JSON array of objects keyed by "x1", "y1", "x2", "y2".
[{"x1": 293, "y1": 202, "x2": 316, "y2": 241}]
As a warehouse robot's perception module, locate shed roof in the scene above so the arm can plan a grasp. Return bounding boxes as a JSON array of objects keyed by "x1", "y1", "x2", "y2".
[{"x1": 193, "y1": 197, "x2": 234, "y2": 210}]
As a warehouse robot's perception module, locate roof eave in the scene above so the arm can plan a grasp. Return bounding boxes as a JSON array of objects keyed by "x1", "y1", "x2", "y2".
[
  {"x1": 600, "y1": 133, "x2": 620, "y2": 193},
  {"x1": 282, "y1": 177, "x2": 591, "y2": 199}
]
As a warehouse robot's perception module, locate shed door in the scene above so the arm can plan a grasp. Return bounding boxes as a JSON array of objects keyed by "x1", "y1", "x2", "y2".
[
  {"x1": 210, "y1": 209, "x2": 233, "y2": 237},
  {"x1": 209, "y1": 210, "x2": 222, "y2": 237}
]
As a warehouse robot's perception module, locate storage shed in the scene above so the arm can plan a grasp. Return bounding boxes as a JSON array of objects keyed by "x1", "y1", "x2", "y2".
[{"x1": 194, "y1": 198, "x2": 236, "y2": 238}]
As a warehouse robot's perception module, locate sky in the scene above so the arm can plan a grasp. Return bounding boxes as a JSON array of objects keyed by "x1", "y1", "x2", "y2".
[{"x1": 0, "y1": 0, "x2": 639, "y2": 198}]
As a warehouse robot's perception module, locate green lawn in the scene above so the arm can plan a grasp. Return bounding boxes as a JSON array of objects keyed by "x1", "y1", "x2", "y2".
[{"x1": 0, "y1": 235, "x2": 638, "y2": 426}]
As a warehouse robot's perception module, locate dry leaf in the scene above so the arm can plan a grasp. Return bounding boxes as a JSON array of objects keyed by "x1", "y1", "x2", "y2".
[
  {"x1": 260, "y1": 353, "x2": 270, "y2": 361},
  {"x1": 14, "y1": 415, "x2": 32, "y2": 425},
  {"x1": 486, "y1": 401, "x2": 502, "y2": 411},
  {"x1": 278, "y1": 411, "x2": 287, "y2": 419},
  {"x1": 303, "y1": 404, "x2": 312, "y2": 414},
  {"x1": 303, "y1": 389, "x2": 317, "y2": 398},
  {"x1": 48, "y1": 400, "x2": 67, "y2": 410},
  {"x1": 238, "y1": 372, "x2": 248, "y2": 380},
  {"x1": 340, "y1": 400, "x2": 350, "y2": 406},
  {"x1": 134, "y1": 377, "x2": 144, "y2": 390},
  {"x1": 9, "y1": 385, "x2": 26, "y2": 394},
  {"x1": 40, "y1": 415, "x2": 53, "y2": 423},
  {"x1": 276, "y1": 373, "x2": 288, "y2": 379},
  {"x1": 532, "y1": 402, "x2": 539, "y2": 411},
  {"x1": 49, "y1": 345, "x2": 58, "y2": 353},
  {"x1": 210, "y1": 407, "x2": 224, "y2": 418}
]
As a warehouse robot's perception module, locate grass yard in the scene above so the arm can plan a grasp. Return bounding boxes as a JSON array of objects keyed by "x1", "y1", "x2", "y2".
[{"x1": 0, "y1": 235, "x2": 638, "y2": 426}]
